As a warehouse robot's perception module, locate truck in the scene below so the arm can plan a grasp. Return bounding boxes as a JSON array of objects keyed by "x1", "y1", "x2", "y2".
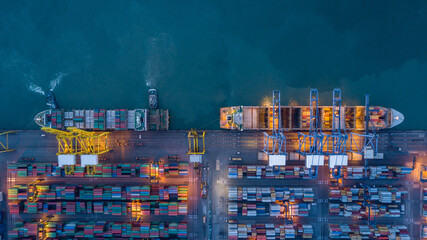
[
  {"x1": 421, "y1": 166, "x2": 427, "y2": 182},
  {"x1": 201, "y1": 182, "x2": 207, "y2": 198}
]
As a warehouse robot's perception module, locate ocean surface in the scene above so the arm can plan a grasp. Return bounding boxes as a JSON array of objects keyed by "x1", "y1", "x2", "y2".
[{"x1": 0, "y1": 1, "x2": 426, "y2": 130}]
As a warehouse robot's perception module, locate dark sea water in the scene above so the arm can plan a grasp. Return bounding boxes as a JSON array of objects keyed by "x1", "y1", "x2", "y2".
[{"x1": 0, "y1": 1, "x2": 426, "y2": 130}]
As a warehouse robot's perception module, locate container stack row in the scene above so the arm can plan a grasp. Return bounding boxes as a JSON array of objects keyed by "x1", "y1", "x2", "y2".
[
  {"x1": 423, "y1": 225, "x2": 427, "y2": 239},
  {"x1": 228, "y1": 223, "x2": 313, "y2": 239},
  {"x1": 322, "y1": 107, "x2": 332, "y2": 129},
  {"x1": 17, "y1": 201, "x2": 188, "y2": 216},
  {"x1": 228, "y1": 202, "x2": 274, "y2": 217},
  {"x1": 114, "y1": 109, "x2": 128, "y2": 130},
  {"x1": 329, "y1": 203, "x2": 404, "y2": 218},
  {"x1": 8, "y1": 184, "x2": 188, "y2": 201},
  {"x1": 93, "y1": 109, "x2": 106, "y2": 130},
  {"x1": 328, "y1": 224, "x2": 410, "y2": 239},
  {"x1": 301, "y1": 108, "x2": 310, "y2": 128},
  {"x1": 228, "y1": 165, "x2": 315, "y2": 179},
  {"x1": 8, "y1": 163, "x2": 189, "y2": 178},
  {"x1": 228, "y1": 186, "x2": 314, "y2": 203},
  {"x1": 9, "y1": 221, "x2": 187, "y2": 239},
  {"x1": 334, "y1": 166, "x2": 412, "y2": 180},
  {"x1": 50, "y1": 109, "x2": 63, "y2": 129},
  {"x1": 229, "y1": 202, "x2": 310, "y2": 217},
  {"x1": 7, "y1": 185, "x2": 27, "y2": 200},
  {"x1": 329, "y1": 186, "x2": 406, "y2": 203}
]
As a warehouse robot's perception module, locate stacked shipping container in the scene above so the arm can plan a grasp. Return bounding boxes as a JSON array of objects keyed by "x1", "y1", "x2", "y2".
[
  {"x1": 8, "y1": 163, "x2": 189, "y2": 178},
  {"x1": 228, "y1": 165, "x2": 315, "y2": 179},
  {"x1": 9, "y1": 221, "x2": 187, "y2": 239},
  {"x1": 228, "y1": 223, "x2": 313, "y2": 239},
  {"x1": 333, "y1": 166, "x2": 412, "y2": 180},
  {"x1": 329, "y1": 224, "x2": 410, "y2": 239}
]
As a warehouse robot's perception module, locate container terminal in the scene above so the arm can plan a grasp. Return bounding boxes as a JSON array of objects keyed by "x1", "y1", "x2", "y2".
[{"x1": 0, "y1": 88, "x2": 426, "y2": 240}]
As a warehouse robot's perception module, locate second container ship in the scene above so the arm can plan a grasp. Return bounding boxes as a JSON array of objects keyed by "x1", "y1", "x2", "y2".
[{"x1": 35, "y1": 108, "x2": 169, "y2": 131}]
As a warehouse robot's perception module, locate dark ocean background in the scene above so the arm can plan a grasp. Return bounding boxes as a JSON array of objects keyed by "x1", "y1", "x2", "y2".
[{"x1": 0, "y1": 1, "x2": 426, "y2": 130}]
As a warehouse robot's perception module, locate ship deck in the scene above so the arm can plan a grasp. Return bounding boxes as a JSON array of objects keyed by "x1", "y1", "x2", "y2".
[{"x1": 221, "y1": 106, "x2": 390, "y2": 131}]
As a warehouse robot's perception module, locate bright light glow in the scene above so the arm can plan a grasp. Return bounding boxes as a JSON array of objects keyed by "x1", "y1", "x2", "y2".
[{"x1": 261, "y1": 96, "x2": 272, "y2": 107}]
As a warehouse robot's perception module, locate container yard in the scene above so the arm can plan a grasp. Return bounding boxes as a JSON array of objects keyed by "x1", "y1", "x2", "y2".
[{"x1": 0, "y1": 121, "x2": 426, "y2": 239}]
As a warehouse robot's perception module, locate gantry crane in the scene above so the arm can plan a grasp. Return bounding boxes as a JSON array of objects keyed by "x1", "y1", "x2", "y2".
[
  {"x1": 27, "y1": 176, "x2": 45, "y2": 203},
  {"x1": 64, "y1": 165, "x2": 75, "y2": 175},
  {"x1": 323, "y1": 89, "x2": 348, "y2": 179},
  {"x1": 263, "y1": 90, "x2": 286, "y2": 155},
  {"x1": 130, "y1": 200, "x2": 143, "y2": 222},
  {"x1": 67, "y1": 127, "x2": 109, "y2": 155},
  {"x1": 37, "y1": 215, "x2": 54, "y2": 240},
  {"x1": 41, "y1": 127, "x2": 109, "y2": 155},
  {"x1": 187, "y1": 129, "x2": 205, "y2": 155},
  {"x1": 86, "y1": 165, "x2": 96, "y2": 175},
  {"x1": 348, "y1": 95, "x2": 379, "y2": 165},
  {"x1": 276, "y1": 200, "x2": 293, "y2": 224},
  {"x1": 297, "y1": 89, "x2": 325, "y2": 177},
  {"x1": 359, "y1": 183, "x2": 376, "y2": 226},
  {"x1": 0, "y1": 131, "x2": 16, "y2": 153},
  {"x1": 41, "y1": 127, "x2": 79, "y2": 155}
]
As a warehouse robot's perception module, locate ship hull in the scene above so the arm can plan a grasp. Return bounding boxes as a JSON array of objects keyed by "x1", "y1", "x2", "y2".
[
  {"x1": 220, "y1": 105, "x2": 402, "y2": 131},
  {"x1": 34, "y1": 108, "x2": 169, "y2": 131}
]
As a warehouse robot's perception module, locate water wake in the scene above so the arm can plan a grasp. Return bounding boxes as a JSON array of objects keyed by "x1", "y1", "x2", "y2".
[
  {"x1": 144, "y1": 61, "x2": 156, "y2": 88},
  {"x1": 50, "y1": 72, "x2": 67, "y2": 91},
  {"x1": 143, "y1": 34, "x2": 176, "y2": 88},
  {"x1": 27, "y1": 71, "x2": 66, "y2": 96},
  {"x1": 28, "y1": 82, "x2": 45, "y2": 96}
]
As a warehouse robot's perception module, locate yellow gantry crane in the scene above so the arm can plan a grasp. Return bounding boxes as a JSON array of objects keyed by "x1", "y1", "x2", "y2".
[
  {"x1": 67, "y1": 127, "x2": 109, "y2": 155},
  {"x1": 41, "y1": 127, "x2": 109, "y2": 155},
  {"x1": 41, "y1": 127, "x2": 78, "y2": 155},
  {"x1": 187, "y1": 129, "x2": 206, "y2": 155},
  {"x1": 64, "y1": 165, "x2": 75, "y2": 175},
  {"x1": 38, "y1": 215, "x2": 54, "y2": 240},
  {"x1": 86, "y1": 165, "x2": 96, "y2": 175},
  {"x1": 130, "y1": 199, "x2": 142, "y2": 222},
  {"x1": 0, "y1": 131, "x2": 16, "y2": 153},
  {"x1": 27, "y1": 176, "x2": 45, "y2": 203}
]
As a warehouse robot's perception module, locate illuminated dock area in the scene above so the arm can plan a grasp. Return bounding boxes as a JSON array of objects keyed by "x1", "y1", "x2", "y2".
[{"x1": 0, "y1": 129, "x2": 426, "y2": 239}]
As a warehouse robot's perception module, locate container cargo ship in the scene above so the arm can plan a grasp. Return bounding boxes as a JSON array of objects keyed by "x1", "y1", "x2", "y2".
[
  {"x1": 34, "y1": 108, "x2": 169, "y2": 131},
  {"x1": 220, "y1": 105, "x2": 404, "y2": 131}
]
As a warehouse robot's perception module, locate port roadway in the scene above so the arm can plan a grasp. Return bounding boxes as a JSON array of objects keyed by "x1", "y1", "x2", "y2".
[{"x1": 0, "y1": 129, "x2": 426, "y2": 239}]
